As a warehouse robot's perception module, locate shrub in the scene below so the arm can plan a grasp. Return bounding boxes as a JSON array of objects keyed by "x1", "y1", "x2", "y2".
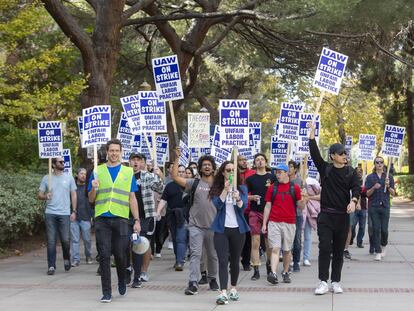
[
  {"x1": 0, "y1": 169, "x2": 45, "y2": 246},
  {"x1": 394, "y1": 175, "x2": 414, "y2": 200}
]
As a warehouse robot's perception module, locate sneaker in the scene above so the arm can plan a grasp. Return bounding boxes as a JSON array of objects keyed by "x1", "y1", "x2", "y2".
[
  {"x1": 293, "y1": 262, "x2": 300, "y2": 272},
  {"x1": 251, "y1": 267, "x2": 260, "y2": 281},
  {"x1": 282, "y1": 272, "x2": 291, "y2": 283},
  {"x1": 168, "y1": 241, "x2": 174, "y2": 249},
  {"x1": 303, "y1": 259, "x2": 311, "y2": 267},
  {"x1": 266, "y1": 261, "x2": 271, "y2": 275},
  {"x1": 229, "y1": 288, "x2": 239, "y2": 301},
  {"x1": 184, "y1": 281, "x2": 198, "y2": 295},
  {"x1": 357, "y1": 243, "x2": 364, "y2": 248},
  {"x1": 369, "y1": 245, "x2": 375, "y2": 254},
  {"x1": 96, "y1": 266, "x2": 101, "y2": 276},
  {"x1": 216, "y1": 292, "x2": 229, "y2": 305},
  {"x1": 71, "y1": 261, "x2": 80, "y2": 267},
  {"x1": 140, "y1": 272, "x2": 149, "y2": 282},
  {"x1": 331, "y1": 282, "x2": 343, "y2": 294},
  {"x1": 374, "y1": 253, "x2": 382, "y2": 261},
  {"x1": 118, "y1": 282, "x2": 126, "y2": 296},
  {"x1": 242, "y1": 264, "x2": 251, "y2": 271},
  {"x1": 100, "y1": 294, "x2": 112, "y2": 303},
  {"x1": 314, "y1": 281, "x2": 329, "y2": 295},
  {"x1": 64, "y1": 260, "x2": 71, "y2": 272},
  {"x1": 381, "y1": 246, "x2": 386, "y2": 258},
  {"x1": 199, "y1": 271, "x2": 208, "y2": 284},
  {"x1": 343, "y1": 250, "x2": 352, "y2": 260},
  {"x1": 131, "y1": 280, "x2": 142, "y2": 288},
  {"x1": 267, "y1": 272, "x2": 278, "y2": 285},
  {"x1": 209, "y1": 278, "x2": 219, "y2": 291},
  {"x1": 47, "y1": 267, "x2": 55, "y2": 275},
  {"x1": 155, "y1": 253, "x2": 161, "y2": 258},
  {"x1": 125, "y1": 268, "x2": 132, "y2": 285},
  {"x1": 175, "y1": 263, "x2": 183, "y2": 271},
  {"x1": 86, "y1": 257, "x2": 93, "y2": 264}
]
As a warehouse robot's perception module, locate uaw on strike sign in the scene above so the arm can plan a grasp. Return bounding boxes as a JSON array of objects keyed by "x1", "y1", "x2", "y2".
[
  {"x1": 313, "y1": 47, "x2": 348, "y2": 95},
  {"x1": 152, "y1": 55, "x2": 184, "y2": 101},
  {"x1": 82, "y1": 105, "x2": 111, "y2": 147},
  {"x1": 219, "y1": 99, "x2": 249, "y2": 148},
  {"x1": 38, "y1": 121, "x2": 63, "y2": 158},
  {"x1": 381, "y1": 125, "x2": 405, "y2": 158}
]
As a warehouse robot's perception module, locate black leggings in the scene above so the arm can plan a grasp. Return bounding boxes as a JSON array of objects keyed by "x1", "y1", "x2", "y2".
[{"x1": 214, "y1": 228, "x2": 246, "y2": 290}]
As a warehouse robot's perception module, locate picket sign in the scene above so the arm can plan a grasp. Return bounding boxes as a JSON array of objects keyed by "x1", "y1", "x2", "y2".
[{"x1": 233, "y1": 147, "x2": 238, "y2": 192}]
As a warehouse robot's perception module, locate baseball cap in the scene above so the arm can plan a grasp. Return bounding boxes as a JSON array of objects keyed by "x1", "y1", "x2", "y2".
[
  {"x1": 329, "y1": 143, "x2": 346, "y2": 155},
  {"x1": 129, "y1": 153, "x2": 146, "y2": 161},
  {"x1": 274, "y1": 163, "x2": 289, "y2": 172}
]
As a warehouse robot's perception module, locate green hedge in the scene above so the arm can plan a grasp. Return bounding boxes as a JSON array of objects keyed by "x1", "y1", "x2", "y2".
[
  {"x1": 395, "y1": 175, "x2": 414, "y2": 200},
  {"x1": 0, "y1": 169, "x2": 45, "y2": 247}
]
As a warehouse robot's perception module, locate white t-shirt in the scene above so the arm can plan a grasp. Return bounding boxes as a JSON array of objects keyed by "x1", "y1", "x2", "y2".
[{"x1": 224, "y1": 193, "x2": 238, "y2": 228}]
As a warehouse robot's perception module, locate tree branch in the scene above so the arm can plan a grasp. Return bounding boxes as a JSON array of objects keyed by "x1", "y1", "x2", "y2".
[
  {"x1": 41, "y1": 0, "x2": 95, "y2": 69},
  {"x1": 122, "y1": 0, "x2": 155, "y2": 21},
  {"x1": 195, "y1": 17, "x2": 241, "y2": 55},
  {"x1": 123, "y1": 9, "x2": 316, "y2": 27},
  {"x1": 85, "y1": 0, "x2": 97, "y2": 12},
  {"x1": 305, "y1": 29, "x2": 414, "y2": 68}
]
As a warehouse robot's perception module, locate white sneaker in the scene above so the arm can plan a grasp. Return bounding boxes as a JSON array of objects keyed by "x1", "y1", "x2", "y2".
[
  {"x1": 331, "y1": 282, "x2": 343, "y2": 294},
  {"x1": 155, "y1": 253, "x2": 161, "y2": 258},
  {"x1": 140, "y1": 272, "x2": 149, "y2": 282},
  {"x1": 381, "y1": 246, "x2": 386, "y2": 258},
  {"x1": 374, "y1": 253, "x2": 382, "y2": 261},
  {"x1": 315, "y1": 281, "x2": 329, "y2": 295},
  {"x1": 303, "y1": 259, "x2": 311, "y2": 267}
]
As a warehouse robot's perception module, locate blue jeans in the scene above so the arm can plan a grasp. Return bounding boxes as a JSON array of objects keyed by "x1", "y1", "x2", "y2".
[
  {"x1": 170, "y1": 221, "x2": 187, "y2": 264},
  {"x1": 303, "y1": 219, "x2": 313, "y2": 261},
  {"x1": 292, "y1": 215, "x2": 303, "y2": 264},
  {"x1": 70, "y1": 220, "x2": 92, "y2": 262},
  {"x1": 351, "y1": 209, "x2": 367, "y2": 245},
  {"x1": 370, "y1": 206, "x2": 390, "y2": 253},
  {"x1": 45, "y1": 214, "x2": 71, "y2": 268}
]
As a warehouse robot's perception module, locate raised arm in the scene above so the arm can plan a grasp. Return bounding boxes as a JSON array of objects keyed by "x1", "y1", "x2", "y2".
[{"x1": 171, "y1": 147, "x2": 187, "y2": 188}]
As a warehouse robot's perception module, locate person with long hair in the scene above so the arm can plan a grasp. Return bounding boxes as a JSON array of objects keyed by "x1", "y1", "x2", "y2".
[{"x1": 209, "y1": 161, "x2": 250, "y2": 305}]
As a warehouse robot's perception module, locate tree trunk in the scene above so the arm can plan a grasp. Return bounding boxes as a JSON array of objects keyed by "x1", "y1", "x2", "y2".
[{"x1": 406, "y1": 87, "x2": 414, "y2": 174}]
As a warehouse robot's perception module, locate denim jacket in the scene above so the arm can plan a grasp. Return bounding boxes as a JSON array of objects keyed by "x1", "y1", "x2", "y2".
[{"x1": 210, "y1": 185, "x2": 250, "y2": 234}]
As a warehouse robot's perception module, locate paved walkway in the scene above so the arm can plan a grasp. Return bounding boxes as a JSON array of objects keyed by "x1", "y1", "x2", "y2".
[{"x1": 1, "y1": 199, "x2": 413, "y2": 310}]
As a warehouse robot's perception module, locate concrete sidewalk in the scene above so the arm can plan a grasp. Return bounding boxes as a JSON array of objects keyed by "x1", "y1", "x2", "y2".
[{"x1": 1, "y1": 199, "x2": 413, "y2": 310}]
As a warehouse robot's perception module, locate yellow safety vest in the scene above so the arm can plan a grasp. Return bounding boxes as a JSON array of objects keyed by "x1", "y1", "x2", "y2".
[{"x1": 95, "y1": 164, "x2": 133, "y2": 218}]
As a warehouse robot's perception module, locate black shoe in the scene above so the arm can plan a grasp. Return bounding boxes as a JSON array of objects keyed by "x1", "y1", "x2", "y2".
[
  {"x1": 293, "y1": 262, "x2": 300, "y2": 272},
  {"x1": 131, "y1": 280, "x2": 142, "y2": 288},
  {"x1": 357, "y1": 243, "x2": 364, "y2": 248},
  {"x1": 209, "y1": 278, "x2": 219, "y2": 291},
  {"x1": 266, "y1": 261, "x2": 271, "y2": 275},
  {"x1": 47, "y1": 267, "x2": 55, "y2": 275},
  {"x1": 251, "y1": 267, "x2": 260, "y2": 281},
  {"x1": 125, "y1": 269, "x2": 132, "y2": 285},
  {"x1": 199, "y1": 271, "x2": 208, "y2": 284},
  {"x1": 242, "y1": 264, "x2": 251, "y2": 271},
  {"x1": 64, "y1": 260, "x2": 71, "y2": 272},
  {"x1": 96, "y1": 266, "x2": 101, "y2": 276},
  {"x1": 184, "y1": 281, "x2": 198, "y2": 295},
  {"x1": 349, "y1": 239, "x2": 354, "y2": 246},
  {"x1": 118, "y1": 282, "x2": 126, "y2": 296},
  {"x1": 369, "y1": 245, "x2": 375, "y2": 254},
  {"x1": 267, "y1": 272, "x2": 278, "y2": 285},
  {"x1": 175, "y1": 263, "x2": 183, "y2": 271},
  {"x1": 282, "y1": 272, "x2": 291, "y2": 283},
  {"x1": 344, "y1": 250, "x2": 352, "y2": 260}
]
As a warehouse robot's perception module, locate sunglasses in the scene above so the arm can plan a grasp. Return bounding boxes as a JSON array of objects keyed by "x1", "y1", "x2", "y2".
[
  {"x1": 225, "y1": 168, "x2": 234, "y2": 173},
  {"x1": 57, "y1": 161, "x2": 65, "y2": 164},
  {"x1": 375, "y1": 161, "x2": 384, "y2": 164},
  {"x1": 335, "y1": 151, "x2": 347, "y2": 156}
]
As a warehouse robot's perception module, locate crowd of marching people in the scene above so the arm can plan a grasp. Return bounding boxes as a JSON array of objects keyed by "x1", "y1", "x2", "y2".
[{"x1": 38, "y1": 126, "x2": 395, "y2": 304}]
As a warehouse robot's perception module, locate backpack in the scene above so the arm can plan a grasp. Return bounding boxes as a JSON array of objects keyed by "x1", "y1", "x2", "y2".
[
  {"x1": 182, "y1": 178, "x2": 200, "y2": 222},
  {"x1": 271, "y1": 181, "x2": 297, "y2": 211}
]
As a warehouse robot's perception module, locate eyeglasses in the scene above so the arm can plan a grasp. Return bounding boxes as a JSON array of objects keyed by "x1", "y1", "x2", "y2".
[
  {"x1": 375, "y1": 161, "x2": 384, "y2": 164},
  {"x1": 178, "y1": 170, "x2": 185, "y2": 173},
  {"x1": 225, "y1": 168, "x2": 234, "y2": 173}
]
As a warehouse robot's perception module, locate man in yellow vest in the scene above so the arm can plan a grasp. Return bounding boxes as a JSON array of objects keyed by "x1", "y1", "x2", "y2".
[{"x1": 88, "y1": 139, "x2": 140, "y2": 303}]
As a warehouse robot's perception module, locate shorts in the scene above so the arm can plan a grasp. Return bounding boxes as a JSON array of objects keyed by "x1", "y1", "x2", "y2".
[
  {"x1": 267, "y1": 221, "x2": 296, "y2": 251},
  {"x1": 249, "y1": 211, "x2": 264, "y2": 235},
  {"x1": 129, "y1": 217, "x2": 156, "y2": 239}
]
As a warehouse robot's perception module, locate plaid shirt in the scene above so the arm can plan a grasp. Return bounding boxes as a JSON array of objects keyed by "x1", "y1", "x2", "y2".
[
  {"x1": 365, "y1": 172, "x2": 394, "y2": 209},
  {"x1": 136, "y1": 171, "x2": 164, "y2": 218}
]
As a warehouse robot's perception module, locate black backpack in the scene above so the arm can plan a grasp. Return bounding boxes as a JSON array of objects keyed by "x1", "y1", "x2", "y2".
[
  {"x1": 182, "y1": 178, "x2": 200, "y2": 222},
  {"x1": 271, "y1": 181, "x2": 297, "y2": 211}
]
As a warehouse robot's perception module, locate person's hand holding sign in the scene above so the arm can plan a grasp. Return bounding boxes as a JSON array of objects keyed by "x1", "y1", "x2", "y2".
[{"x1": 309, "y1": 122, "x2": 316, "y2": 140}]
